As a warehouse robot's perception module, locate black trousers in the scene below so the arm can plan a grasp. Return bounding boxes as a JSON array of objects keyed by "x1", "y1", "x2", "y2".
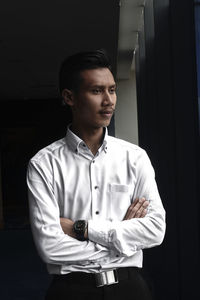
[{"x1": 45, "y1": 267, "x2": 153, "y2": 300}]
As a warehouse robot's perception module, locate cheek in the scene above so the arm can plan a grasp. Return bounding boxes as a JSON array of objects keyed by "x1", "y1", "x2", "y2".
[
  {"x1": 82, "y1": 98, "x2": 98, "y2": 112},
  {"x1": 77, "y1": 102, "x2": 97, "y2": 117}
]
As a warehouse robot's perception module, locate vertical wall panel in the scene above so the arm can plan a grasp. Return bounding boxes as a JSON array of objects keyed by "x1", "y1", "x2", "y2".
[{"x1": 136, "y1": 0, "x2": 200, "y2": 299}]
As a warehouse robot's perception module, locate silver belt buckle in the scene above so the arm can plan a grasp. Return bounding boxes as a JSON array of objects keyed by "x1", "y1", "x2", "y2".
[{"x1": 95, "y1": 269, "x2": 119, "y2": 287}]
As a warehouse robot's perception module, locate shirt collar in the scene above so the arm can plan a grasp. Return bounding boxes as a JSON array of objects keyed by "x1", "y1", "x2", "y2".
[{"x1": 65, "y1": 125, "x2": 108, "y2": 153}]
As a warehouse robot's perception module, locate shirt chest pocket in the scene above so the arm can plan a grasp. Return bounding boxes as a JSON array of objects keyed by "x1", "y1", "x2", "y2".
[{"x1": 109, "y1": 184, "x2": 132, "y2": 221}]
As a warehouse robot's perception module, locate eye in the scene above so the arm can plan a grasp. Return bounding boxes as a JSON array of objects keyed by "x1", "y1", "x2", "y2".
[
  {"x1": 92, "y1": 88, "x2": 101, "y2": 94},
  {"x1": 109, "y1": 87, "x2": 116, "y2": 94}
]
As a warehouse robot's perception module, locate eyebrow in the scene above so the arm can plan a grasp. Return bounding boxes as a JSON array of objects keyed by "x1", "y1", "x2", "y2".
[{"x1": 90, "y1": 84, "x2": 116, "y2": 88}]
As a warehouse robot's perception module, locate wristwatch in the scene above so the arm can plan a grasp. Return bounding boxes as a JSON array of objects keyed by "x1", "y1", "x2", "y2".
[{"x1": 73, "y1": 220, "x2": 88, "y2": 241}]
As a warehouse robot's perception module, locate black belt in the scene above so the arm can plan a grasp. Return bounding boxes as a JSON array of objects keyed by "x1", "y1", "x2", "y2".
[{"x1": 53, "y1": 267, "x2": 139, "y2": 288}]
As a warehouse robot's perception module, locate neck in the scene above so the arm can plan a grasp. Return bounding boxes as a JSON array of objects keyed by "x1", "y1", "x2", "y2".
[{"x1": 71, "y1": 122, "x2": 104, "y2": 155}]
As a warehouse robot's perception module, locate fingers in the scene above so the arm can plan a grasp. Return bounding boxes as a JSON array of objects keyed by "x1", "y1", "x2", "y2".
[
  {"x1": 134, "y1": 198, "x2": 149, "y2": 218},
  {"x1": 124, "y1": 197, "x2": 149, "y2": 220}
]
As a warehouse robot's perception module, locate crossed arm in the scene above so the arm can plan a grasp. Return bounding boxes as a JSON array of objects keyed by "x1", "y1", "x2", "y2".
[
  {"x1": 60, "y1": 197, "x2": 149, "y2": 239},
  {"x1": 28, "y1": 151, "x2": 165, "y2": 264}
]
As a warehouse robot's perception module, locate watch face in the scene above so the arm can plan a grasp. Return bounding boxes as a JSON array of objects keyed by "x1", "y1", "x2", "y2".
[
  {"x1": 73, "y1": 220, "x2": 87, "y2": 241},
  {"x1": 75, "y1": 220, "x2": 86, "y2": 232}
]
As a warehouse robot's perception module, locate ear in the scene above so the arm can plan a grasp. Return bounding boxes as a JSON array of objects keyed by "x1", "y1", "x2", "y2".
[{"x1": 62, "y1": 89, "x2": 74, "y2": 107}]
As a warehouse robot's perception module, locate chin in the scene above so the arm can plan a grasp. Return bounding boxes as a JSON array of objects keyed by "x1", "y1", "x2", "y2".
[
  {"x1": 99, "y1": 120, "x2": 111, "y2": 128},
  {"x1": 92, "y1": 117, "x2": 112, "y2": 129}
]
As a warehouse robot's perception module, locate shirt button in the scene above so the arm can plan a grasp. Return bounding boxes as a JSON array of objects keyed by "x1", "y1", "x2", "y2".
[
  {"x1": 92, "y1": 160, "x2": 95, "y2": 163},
  {"x1": 94, "y1": 186, "x2": 98, "y2": 189},
  {"x1": 95, "y1": 211, "x2": 99, "y2": 215}
]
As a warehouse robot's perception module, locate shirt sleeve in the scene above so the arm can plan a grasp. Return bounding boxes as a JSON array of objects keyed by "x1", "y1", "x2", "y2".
[
  {"x1": 27, "y1": 160, "x2": 115, "y2": 265},
  {"x1": 88, "y1": 149, "x2": 166, "y2": 257}
]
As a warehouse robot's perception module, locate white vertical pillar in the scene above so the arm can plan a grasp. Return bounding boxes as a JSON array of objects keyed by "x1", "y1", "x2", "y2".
[{"x1": 115, "y1": 69, "x2": 138, "y2": 145}]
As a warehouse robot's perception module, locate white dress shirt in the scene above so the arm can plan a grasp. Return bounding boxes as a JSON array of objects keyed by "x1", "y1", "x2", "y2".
[{"x1": 27, "y1": 127, "x2": 166, "y2": 275}]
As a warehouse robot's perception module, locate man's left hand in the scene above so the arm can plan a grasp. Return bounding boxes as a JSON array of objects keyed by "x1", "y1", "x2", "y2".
[{"x1": 60, "y1": 218, "x2": 75, "y2": 238}]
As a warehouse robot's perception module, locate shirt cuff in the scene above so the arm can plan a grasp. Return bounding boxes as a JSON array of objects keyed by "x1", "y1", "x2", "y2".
[{"x1": 88, "y1": 220, "x2": 111, "y2": 247}]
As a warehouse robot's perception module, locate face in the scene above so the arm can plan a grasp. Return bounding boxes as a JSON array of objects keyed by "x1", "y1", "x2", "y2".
[{"x1": 63, "y1": 68, "x2": 117, "y2": 130}]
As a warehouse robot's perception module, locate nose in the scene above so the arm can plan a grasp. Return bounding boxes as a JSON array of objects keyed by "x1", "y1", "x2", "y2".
[{"x1": 102, "y1": 90, "x2": 115, "y2": 106}]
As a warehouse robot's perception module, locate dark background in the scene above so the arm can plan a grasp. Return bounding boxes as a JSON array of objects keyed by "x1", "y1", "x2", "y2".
[
  {"x1": 0, "y1": 1, "x2": 200, "y2": 299},
  {"x1": 137, "y1": 1, "x2": 200, "y2": 299}
]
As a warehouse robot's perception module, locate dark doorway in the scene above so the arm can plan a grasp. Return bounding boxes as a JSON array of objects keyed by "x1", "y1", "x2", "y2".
[{"x1": 0, "y1": 99, "x2": 71, "y2": 228}]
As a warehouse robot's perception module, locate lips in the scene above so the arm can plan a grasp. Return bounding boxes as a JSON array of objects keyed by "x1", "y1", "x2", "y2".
[
  {"x1": 99, "y1": 110, "x2": 114, "y2": 119},
  {"x1": 99, "y1": 109, "x2": 114, "y2": 115}
]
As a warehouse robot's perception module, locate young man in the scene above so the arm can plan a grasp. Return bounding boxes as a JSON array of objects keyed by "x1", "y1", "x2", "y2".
[{"x1": 27, "y1": 50, "x2": 166, "y2": 300}]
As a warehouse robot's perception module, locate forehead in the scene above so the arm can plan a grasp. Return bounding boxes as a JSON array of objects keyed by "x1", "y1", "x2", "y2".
[{"x1": 79, "y1": 68, "x2": 115, "y2": 87}]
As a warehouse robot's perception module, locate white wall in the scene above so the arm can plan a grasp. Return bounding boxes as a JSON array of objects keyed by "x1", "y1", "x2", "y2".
[{"x1": 115, "y1": 70, "x2": 139, "y2": 145}]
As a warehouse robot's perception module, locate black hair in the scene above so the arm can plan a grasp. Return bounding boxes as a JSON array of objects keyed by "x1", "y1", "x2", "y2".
[{"x1": 59, "y1": 49, "x2": 112, "y2": 94}]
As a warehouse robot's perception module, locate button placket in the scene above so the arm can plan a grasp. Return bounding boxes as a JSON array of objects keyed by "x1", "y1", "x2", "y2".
[{"x1": 90, "y1": 159, "x2": 99, "y2": 219}]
